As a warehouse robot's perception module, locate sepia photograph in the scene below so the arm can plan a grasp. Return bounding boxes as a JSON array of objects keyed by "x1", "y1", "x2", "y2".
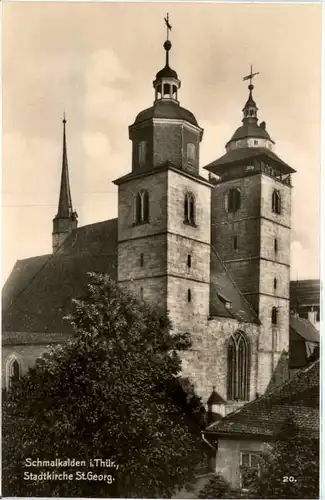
[{"x1": 1, "y1": 1, "x2": 321, "y2": 498}]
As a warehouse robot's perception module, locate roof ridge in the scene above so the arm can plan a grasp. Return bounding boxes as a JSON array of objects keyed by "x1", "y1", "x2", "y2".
[
  {"x1": 210, "y1": 245, "x2": 261, "y2": 325},
  {"x1": 208, "y1": 359, "x2": 319, "y2": 429}
]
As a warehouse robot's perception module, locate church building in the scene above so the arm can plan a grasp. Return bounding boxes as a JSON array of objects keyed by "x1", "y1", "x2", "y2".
[{"x1": 2, "y1": 27, "x2": 318, "y2": 413}]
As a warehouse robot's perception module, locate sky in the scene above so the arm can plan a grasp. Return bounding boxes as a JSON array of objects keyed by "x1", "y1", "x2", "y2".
[{"x1": 2, "y1": 1, "x2": 322, "y2": 284}]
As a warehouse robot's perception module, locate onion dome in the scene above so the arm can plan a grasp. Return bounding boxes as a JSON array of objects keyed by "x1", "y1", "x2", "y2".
[
  {"x1": 131, "y1": 26, "x2": 199, "y2": 129},
  {"x1": 226, "y1": 74, "x2": 274, "y2": 152},
  {"x1": 134, "y1": 100, "x2": 199, "y2": 127}
]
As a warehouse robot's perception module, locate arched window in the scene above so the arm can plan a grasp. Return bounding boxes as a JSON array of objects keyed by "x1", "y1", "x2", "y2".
[
  {"x1": 228, "y1": 188, "x2": 241, "y2": 212},
  {"x1": 227, "y1": 331, "x2": 250, "y2": 401},
  {"x1": 187, "y1": 254, "x2": 192, "y2": 268},
  {"x1": 187, "y1": 143, "x2": 196, "y2": 163},
  {"x1": 184, "y1": 193, "x2": 196, "y2": 226},
  {"x1": 187, "y1": 289, "x2": 192, "y2": 303},
  {"x1": 6, "y1": 356, "x2": 21, "y2": 390},
  {"x1": 138, "y1": 141, "x2": 148, "y2": 168},
  {"x1": 274, "y1": 277, "x2": 277, "y2": 290},
  {"x1": 272, "y1": 189, "x2": 281, "y2": 214},
  {"x1": 135, "y1": 191, "x2": 149, "y2": 224},
  {"x1": 272, "y1": 307, "x2": 278, "y2": 325}
]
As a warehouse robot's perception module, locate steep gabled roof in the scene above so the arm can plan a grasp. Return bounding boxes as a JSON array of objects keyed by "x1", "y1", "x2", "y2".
[
  {"x1": 206, "y1": 360, "x2": 319, "y2": 439},
  {"x1": 2, "y1": 219, "x2": 118, "y2": 336},
  {"x1": 290, "y1": 316, "x2": 319, "y2": 343},
  {"x1": 209, "y1": 246, "x2": 260, "y2": 325}
]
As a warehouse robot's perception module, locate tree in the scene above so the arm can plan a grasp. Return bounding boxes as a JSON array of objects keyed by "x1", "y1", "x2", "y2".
[
  {"x1": 3, "y1": 273, "x2": 207, "y2": 498},
  {"x1": 250, "y1": 415, "x2": 319, "y2": 499},
  {"x1": 198, "y1": 473, "x2": 239, "y2": 499}
]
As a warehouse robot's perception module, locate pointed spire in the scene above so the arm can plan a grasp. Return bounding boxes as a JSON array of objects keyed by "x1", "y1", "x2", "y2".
[
  {"x1": 52, "y1": 114, "x2": 77, "y2": 254},
  {"x1": 56, "y1": 113, "x2": 73, "y2": 217},
  {"x1": 153, "y1": 14, "x2": 181, "y2": 104},
  {"x1": 242, "y1": 65, "x2": 259, "y2": 123}
]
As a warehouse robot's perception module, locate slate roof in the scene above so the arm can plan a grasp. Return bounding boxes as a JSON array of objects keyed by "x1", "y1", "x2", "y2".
[
  {"x1": 209, "y1": 246, "x2": 260, "y2": 325},
  {"x1": 228, "y1": 122, "x2": 272, "y2": 143},
  {"x1": 3, "y1": 212, "x2": 261, "y2": 342},
  {"x1": 290, "y1": 279, "x2": 320, "y2": 308},
  {"x1": 206, "y1": 360, "x2": 319, "y2": 439},
  {"x1": 204, "y1": 147, "x2": 295, "y2": 175},
  {"x1": 2, "y1": 219, "x2": 118, "y2": 337},
  {"x1": 132, "y1": 100, "x2": 199, "y2": 127},
  {"x1": 290, "y1": 316, "x2": 319, "y2": 343}
]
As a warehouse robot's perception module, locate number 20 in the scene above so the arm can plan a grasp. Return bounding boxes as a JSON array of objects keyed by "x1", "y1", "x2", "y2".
[{"x1": 283, "y1": 476, "x2": 296, "y2": 483}]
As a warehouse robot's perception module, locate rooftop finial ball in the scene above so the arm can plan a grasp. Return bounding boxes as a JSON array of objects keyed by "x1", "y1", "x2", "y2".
[
  {"x1": 248, "y1": 84, "x2": 254, "y2": 90},
  {"x1": 164, "y1": 40, "x2": 172, "y2": 51}
]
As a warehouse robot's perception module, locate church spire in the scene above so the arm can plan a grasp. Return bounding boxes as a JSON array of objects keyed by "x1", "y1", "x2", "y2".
[
  {"x1": 153, "y1": 14, "x2": 181, "y2": 104},
  {"x1": 242, "y1": 65, "x2": 259, "y2": 124},
  {"x1": 52, "y1": 114, "x2": 78, "y2": 253},
  {"x1": 57, "y1": 113, "x2": 73, "y2": 217}
]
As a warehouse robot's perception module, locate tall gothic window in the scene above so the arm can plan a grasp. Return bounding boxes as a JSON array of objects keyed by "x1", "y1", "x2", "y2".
[
  {"x1": 272, "y1": 189, "x2": 281, "y2": 214},
  {"x1": 135, "y1": 191, "x2": 149, "y2": 224},
  {"x1": 184, "y1": 193, "x2": 196, "y2": 226},
  {"x1": 6, "y1": 356, "x2": 21, "y2": 390},
  {"x1": 227, "y1": 188, "x2": 241, "y2": 212},
  {"x1": 227, "y1": 331, "x2": 250, "y2": 401}
]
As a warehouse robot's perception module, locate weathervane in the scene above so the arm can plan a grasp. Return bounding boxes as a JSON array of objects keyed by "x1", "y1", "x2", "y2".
[
  {"x1": 164, "y1": 13, "x2": 172, "y2": 41},
  {"x1": 243, "y1": 64, "x2": 260, "y2": 87}
]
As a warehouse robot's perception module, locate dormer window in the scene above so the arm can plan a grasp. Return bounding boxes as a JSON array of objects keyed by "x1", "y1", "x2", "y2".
[
  {"x1": 135, "y1": 190, "x2": 149, "y2": 224},
  {"x1": 187, "y1": 143, "x2": 196, "y2": 164},
  {"x1": 138, "y1": 141, "x2": 148, "y2": 168}
]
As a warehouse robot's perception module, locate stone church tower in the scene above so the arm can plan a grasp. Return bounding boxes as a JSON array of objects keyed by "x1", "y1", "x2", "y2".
[
  {"x1": 205, "y1": 76, "x2": 296, "y2": 394},
  {"x1": 114, "y1": 38, "x2": 212, "y2": 335}
]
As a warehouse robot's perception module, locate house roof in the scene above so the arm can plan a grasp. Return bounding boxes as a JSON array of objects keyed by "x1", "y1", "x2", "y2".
[
  {"x1": 206, "y1": 360, "x2": 319, "y2": 439},
  {"x1": 290, "y1": 279, "x2": 320, "y2": 308},
  {"x1": 209, "y1": 246, "x2": 260, "y2": 325},
  {"x1": 2, "y1": 219, "x2": 118, "y2": 337},
  {"x1": 203, "y1": 147, "x2": 295, "y2": 175},
  {"x1": 290, "y1": 315, "x2": 320, "y2": 343}
]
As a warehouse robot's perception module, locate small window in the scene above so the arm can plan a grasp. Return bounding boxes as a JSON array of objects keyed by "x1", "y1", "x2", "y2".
[
  {"x1": 228, "y1": 188, "x2": 241, "y2": 212},
  {"x1": 240, "y1": 452, "x2": 260, "y2": 491},
  {"x1": 274, "y1": 238, "x2": 278, "y2": 253},
  {"x1": 135, "y1": 191, "x2": 149, "y2": 224},
  {"x1": 184, "y1": 193, "x2": 196, "y2": 226},
  {"x1": 273, "y1": 277, "x2": 277, "y2": 290},
  {"x1": 233, "y1": 236, "x2": 238, "y2": 251},
  {"x1": 138, "y1": 141, "x2": 148, "y2": 168},
  {"x1": 140, "y1": 253, "x2": 144, "y2": 267},
  {"x1": 187, "y1": 254, "x2": 192, "y2": 268},
  {"x1": 254, "y1": 140, "x2": 258, "y2": 145},
  {"x1": 272, "y1": 306, "x2": 278, "y2": 325},
  {"x1": 6, "y1": 356, "x2": 21, "y2": 391},
  {"x1": 140, "y1": 287, "x2": 144, "y2": 301},
  {"x1": 272, "y1": 189, "x2": 281, "y2": 214},
  {"x1": 187, "y1": 143, "x2": 196, "y2": 163},
  {"x1": 187, "y1": 289, "x2": 192, "y2": 303}
]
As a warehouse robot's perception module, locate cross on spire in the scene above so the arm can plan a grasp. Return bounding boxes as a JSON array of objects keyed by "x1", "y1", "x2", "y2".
[
  {"x1": 243, "y1": 64, "x2": 260, "y2": 88},
  {"x1": 164, "y1": 13, "x2": 172, "y2": 40}
]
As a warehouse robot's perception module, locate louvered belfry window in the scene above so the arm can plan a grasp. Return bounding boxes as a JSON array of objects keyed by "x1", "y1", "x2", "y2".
[{"x1": 227, "y1": 331, "x2": 250, "y2": 401}]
